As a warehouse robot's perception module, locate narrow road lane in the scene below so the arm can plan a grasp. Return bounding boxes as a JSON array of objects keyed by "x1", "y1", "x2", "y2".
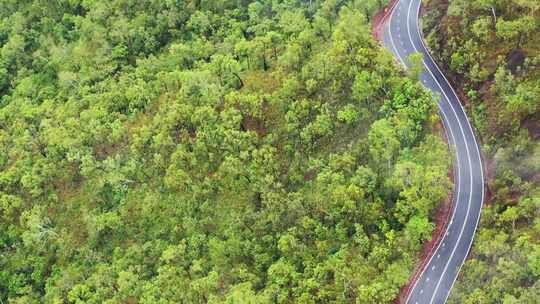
[{"x1": 382, "y1": 0, "x2": 485, "y2": 303}]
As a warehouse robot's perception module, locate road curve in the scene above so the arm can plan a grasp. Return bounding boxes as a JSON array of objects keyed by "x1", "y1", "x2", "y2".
[{"x1": 382, "y1": 0, "x2": 485, "y2": 303}]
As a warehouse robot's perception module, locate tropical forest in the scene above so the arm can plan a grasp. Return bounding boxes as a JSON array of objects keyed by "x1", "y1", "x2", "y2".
[{"x1": 0, "y1": 0, "x2": 537, "y2": 303}]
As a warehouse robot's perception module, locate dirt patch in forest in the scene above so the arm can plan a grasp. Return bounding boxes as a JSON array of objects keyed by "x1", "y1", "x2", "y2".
[
  {"x1": 507, "y1": 49, "x2": 526, "y2": 75},
  {"x1": 523, "y1": 111, "x2": 540, "y2": 140},
  {"x1": 371, "y1": 0, "x2": 400, "y2": 41}
]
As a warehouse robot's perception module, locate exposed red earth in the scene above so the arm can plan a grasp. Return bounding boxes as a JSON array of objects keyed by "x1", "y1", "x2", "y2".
[{"x1": 371, "y1": 0, "x2": 400, "y2": 41}]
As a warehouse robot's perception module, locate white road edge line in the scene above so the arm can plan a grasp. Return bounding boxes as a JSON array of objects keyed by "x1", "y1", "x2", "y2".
[
  {"x1": 398, "y1": 0, "x2": 473, "y2": 303},
  {"x1": 402, "y1": 0, "x2": 475, "y2": 303},
  {"x1": 387, "y1": 1, "x2": 463, "y2": 304},
  {"x1": 411, "y1": 0, "x2": 486, "y2": 300},
  {"x1": 387, "y1": 2, "x2": 478, "y2": 303},
  {"x1": 410, "y1": 0, "x2": 486, "y2": 302},
  {"x1": 389, "y1": 2, "x2": 464, "y2": 303},
  {"x1": 388, "y1": 2, "x2": 406, "y2": 66}
]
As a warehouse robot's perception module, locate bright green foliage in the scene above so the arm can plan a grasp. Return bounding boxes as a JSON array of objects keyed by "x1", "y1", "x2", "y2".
[
  {"x1": 0, "y1": 0, "x2": 451, "y2": 303},
  {"x1": 408, "y1": 52, "x2": 425, "y2": 81}
]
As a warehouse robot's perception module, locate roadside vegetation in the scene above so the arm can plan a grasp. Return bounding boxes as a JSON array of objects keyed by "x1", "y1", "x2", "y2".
[
  {"x1": 422, "y1": 0, "x2": 540, "y2": 302},
  {"x1": 0, "y1": 0, "x2": 452, "y2": 303}
]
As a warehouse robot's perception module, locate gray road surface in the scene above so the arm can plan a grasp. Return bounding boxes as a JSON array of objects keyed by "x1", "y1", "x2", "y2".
[{"x1": 382, "y1": 0, "x2": 485, "y2": 303}]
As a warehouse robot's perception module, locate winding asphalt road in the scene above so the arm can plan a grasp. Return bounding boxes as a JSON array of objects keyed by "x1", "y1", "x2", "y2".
[{"x1": 382, "y1": 0, "x2": 485, "y2": 303}]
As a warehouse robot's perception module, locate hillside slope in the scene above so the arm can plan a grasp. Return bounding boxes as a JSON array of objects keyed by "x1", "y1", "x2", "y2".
[
  {"x1": 0, "y1": 1, "x2": 452, "y2": 303},
  {"x1": 422, "y1": 0, "x2": 540, "y2": 302}
]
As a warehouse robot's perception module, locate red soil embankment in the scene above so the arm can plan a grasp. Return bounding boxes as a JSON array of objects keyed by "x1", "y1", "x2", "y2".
[{"x1": 372, "y1": 0, "x2": 400, "y2": 41}]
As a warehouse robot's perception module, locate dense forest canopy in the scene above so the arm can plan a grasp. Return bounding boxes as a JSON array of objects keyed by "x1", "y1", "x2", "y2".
[
  {"x1": 0, "y1": 0, "x2": 452, "y2": 303},
  {"x1": 423, "y1": 0, "x2": 540, "y2": 302}
]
